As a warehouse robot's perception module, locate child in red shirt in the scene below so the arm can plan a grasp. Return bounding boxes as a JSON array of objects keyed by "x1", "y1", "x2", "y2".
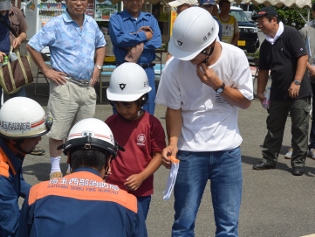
[{"x1": 105, "y1": 62, "x2": 166, "y2": 219}]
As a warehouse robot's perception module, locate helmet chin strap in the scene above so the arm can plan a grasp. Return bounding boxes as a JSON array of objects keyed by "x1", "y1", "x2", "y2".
[
  {"x1": 13, "y1": 141, "x2": 30, "y2": 156},
  {"x1": 104, "y1": 165, "x2": 111, "y2": 180}
]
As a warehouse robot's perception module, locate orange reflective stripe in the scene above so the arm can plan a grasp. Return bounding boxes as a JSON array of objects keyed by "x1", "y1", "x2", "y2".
[
  {"x1": 0, "y1": 159, "x2": 9, "y2": 178},
  {"x1": 0, "y1": 147, "x2": 16, "y2": 177},
  {"x1": 28, "y1": 172, "x2": 138, "y2": 213}
]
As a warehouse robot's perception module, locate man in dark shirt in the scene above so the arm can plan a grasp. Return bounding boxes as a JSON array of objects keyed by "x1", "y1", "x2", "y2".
[{"x1": 252, "y1": 7, "x2": 311, "y2": 176}]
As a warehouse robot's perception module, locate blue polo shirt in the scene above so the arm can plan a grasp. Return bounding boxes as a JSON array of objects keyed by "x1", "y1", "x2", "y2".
[
  {"x1": 109, "y1": 9, "x2": 161, "y2": 64},
  {"x1": 28, "y1": 10, "x2": 106, "y2": 80}
]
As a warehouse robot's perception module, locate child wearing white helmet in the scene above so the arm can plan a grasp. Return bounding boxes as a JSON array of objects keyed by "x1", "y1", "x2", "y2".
[
  {"x1": 18, "y1": 118, "x2": 147, "y2": 237},
  {"x1": 0, "y1": 97, "x2": 52, "y2": 236},
  {"x1": 105, "y1": 62, "x2": 166, "y2": 219},
  {"x1": 155, "y1": 7, "x2": 253, "y2": 237}
]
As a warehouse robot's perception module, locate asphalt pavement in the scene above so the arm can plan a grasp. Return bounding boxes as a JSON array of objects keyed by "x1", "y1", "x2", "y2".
[
  {"x1": 9, "y1": 22, "x2": 313, "y2": 236},
  {"x1": 15, "y1": 59, "x2": 315, "y2": 237}
]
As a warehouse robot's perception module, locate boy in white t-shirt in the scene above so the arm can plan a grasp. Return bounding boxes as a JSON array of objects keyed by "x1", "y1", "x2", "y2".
[{"x1": 155, "y1": 7, "x2": 253, "y2": 237}]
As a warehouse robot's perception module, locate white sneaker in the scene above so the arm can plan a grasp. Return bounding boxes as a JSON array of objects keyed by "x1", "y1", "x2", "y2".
[
  {"x1": 284, "y1": 148, "x2": 293, "y2": 159},
  {"x1": 307, "y1": 148, "x2": 315, "y2": 160}
]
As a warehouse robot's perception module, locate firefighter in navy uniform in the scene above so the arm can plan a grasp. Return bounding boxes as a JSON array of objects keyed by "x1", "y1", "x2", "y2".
[
  {"x1": 0, "y1": 97, "x2": 52, "y2": 237},
  {"x1": 18, "y1": 118, "x2": 148, "y2": 237}
]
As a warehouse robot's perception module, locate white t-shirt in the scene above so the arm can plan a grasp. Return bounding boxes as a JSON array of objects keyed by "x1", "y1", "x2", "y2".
[{"x1": 155, "y1": 42, "x2": 253, "y2": 151}]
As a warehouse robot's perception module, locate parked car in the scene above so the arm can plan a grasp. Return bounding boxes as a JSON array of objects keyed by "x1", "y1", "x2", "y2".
[{"x1": 229, "y1": 6, "x2": 259, "y2": 53}]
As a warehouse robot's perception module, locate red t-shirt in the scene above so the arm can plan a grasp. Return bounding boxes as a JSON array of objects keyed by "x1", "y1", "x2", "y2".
[{"x1": 105, "y1": 112, "x2": 166, "y2": 197}]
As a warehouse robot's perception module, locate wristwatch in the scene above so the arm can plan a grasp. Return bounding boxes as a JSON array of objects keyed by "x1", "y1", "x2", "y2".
[
  {"x1": 294, "y1": 80, "x2": 301, "y2": 85},
  {"x1": 216, "y1": 82, "x2": 225, "y2": 94},
  {"x1": 95, "y1": 64, "x2": 102, "y2": 70}
]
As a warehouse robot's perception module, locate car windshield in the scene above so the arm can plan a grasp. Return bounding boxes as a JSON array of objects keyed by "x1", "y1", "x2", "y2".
[{"x1": 230, "y1": 9, "x2": 249, "y2": 22}]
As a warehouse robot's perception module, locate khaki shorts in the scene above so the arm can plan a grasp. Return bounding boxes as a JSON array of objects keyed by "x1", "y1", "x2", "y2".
[{"x1": 47, "y1": 81, "x2": 96, "y2": 140}]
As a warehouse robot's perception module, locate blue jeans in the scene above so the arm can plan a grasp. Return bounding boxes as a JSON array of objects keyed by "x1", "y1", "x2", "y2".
[
  {"x1": 137, "y1": 195, "x2": 151, "y2": 220},
  {"x1": 142, "y1": 67, "x2": 155, "y2": 115},
  {"x1": 172, "y1": 148, "x2": 242, "y2": 237}
]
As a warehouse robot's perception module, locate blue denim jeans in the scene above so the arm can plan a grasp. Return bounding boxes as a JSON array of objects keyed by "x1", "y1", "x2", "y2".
[
  {"x1": 172, "y1": 147, "x2": 242, "y2": 237},
  {"x1": 142, "y1": 67, "x2": 155, "y2": 115},
  {"x1": 137, "y1": 195, "x2": 151, "y2": 220}
]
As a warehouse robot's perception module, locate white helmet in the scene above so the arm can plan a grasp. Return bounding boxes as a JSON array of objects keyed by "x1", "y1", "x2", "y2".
[
  {"x1": 0, "y1": 97, "x2": 52, "y2": 139},
  {"x1": 61, "y1": 118, "x2": 123, "y2": 157},
  {"x1": 106, "y1": 62, "x2": 152, "y2": 102},
  {"x1": 168, "y1": 7, "x2": 219, "y2": 60}
]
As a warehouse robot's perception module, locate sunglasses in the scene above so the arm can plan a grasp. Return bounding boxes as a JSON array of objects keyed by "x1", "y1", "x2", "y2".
[{"x1": 200, "y1": 45, "x2": 215, "y2": 63}]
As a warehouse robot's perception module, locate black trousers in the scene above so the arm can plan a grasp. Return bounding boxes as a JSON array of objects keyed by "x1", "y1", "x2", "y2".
[{"x1": 262, "y1": 96, "x2": 311, "y2": 168}]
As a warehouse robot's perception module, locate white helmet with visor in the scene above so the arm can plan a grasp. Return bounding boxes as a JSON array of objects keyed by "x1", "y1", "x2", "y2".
[
  {"x1": 60, "y1": 118, "x2": 124, "y2": 157},
  {"x1": 0, "y1": 97, "x2": 52, "y2": 139},
  {"x1": 168, "y1": 7, "x2": 219, "y2": 60},
  {"x1": 106, "y1": 62, "x2": 152, "y2": 102}
]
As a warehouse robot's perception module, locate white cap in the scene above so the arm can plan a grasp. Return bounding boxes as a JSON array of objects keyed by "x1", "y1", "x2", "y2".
[
  {"x1": 168, "y1": 0, "x2": 198, "y2": 7},
  {"x1": 0, "y1": 0, "x2": 11, "y2": 11}
]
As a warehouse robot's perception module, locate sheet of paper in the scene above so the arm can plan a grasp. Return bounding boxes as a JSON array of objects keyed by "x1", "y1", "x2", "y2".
[{"x1": 163, "y1": 156, "x2": 180, "y2": 200}]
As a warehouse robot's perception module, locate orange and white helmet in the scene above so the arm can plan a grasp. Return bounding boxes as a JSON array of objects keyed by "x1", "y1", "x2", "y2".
[
  {"x1": 106, "y1": 62, "x2": 152, "y2": 102},
  {"x1": 168, "y1": 7, "x2": 219, "y2": 60},
  {"x1": 0, "y1": 97, "x2": 53, "y2": 139},
  {"x1": 61, "y1": 118, "x2": 123, "y2": 157}
]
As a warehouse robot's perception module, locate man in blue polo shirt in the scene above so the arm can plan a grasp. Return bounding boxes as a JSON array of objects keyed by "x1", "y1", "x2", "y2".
[
  {"x1": 108, "y1": 0, "x2": 162, "y2": 115},
  {"x1": 26, "y1": 0, "x2": 106, "y2": 179}
]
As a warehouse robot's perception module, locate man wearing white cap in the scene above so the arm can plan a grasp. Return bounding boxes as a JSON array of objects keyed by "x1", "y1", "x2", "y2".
[{"x1": 155, "y1": 7, "x2": 253, "y2": 237}]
